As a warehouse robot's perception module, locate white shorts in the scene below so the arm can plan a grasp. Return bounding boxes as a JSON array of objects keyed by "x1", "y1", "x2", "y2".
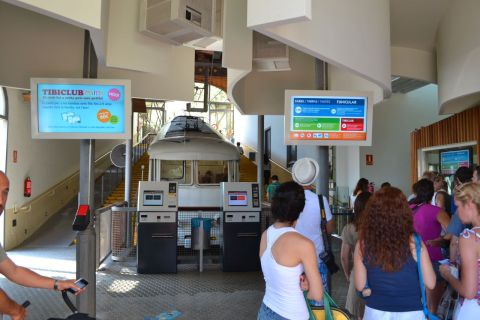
[
  {"x1": 364, "y1": 306, "x2": 426, "y2": 320},
  {"x1": 454, "y1": 298, "x2": 480, "y2": 320}
]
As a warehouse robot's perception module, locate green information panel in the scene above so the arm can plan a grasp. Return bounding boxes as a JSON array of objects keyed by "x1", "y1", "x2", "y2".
[{"x1": 293, "y1": 117, "x2": 340, "y2": 131}]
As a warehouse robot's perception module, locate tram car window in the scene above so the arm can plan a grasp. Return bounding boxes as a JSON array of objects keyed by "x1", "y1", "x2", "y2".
[
  {"x1": 198, "y1": 160, "x2": 229, "y2": 184},
  {"x1": 160, "y1": 160, "x2": 192, "y2": 185}
]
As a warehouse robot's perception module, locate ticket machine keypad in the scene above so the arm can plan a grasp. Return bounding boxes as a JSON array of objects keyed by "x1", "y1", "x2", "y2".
[{"x1": 251, "y1": 184, "x2": 260, "y2": 207}]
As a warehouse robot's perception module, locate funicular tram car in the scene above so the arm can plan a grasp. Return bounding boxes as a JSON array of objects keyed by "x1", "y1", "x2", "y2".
[{"x1": 148, "y1": 116, "x2": 240, "y2": 262}]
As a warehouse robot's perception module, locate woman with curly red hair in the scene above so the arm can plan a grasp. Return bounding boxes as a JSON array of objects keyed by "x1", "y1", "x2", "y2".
[{"x1": 354, "y1": 187, "x2": 436, "y2": 319}]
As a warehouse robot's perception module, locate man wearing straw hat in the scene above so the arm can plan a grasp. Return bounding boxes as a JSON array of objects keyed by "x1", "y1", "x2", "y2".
[{"x1": 292, "y1": 158, "x2": 335, "y2": 301}]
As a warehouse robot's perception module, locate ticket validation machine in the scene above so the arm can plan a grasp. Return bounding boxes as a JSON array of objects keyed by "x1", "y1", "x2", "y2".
[
  {"x1": 137, "y1": 181, "x2": 178, "y2": 273},
  {"x1": 220, "y1": 182, "x2": 261, "y2": 272}
]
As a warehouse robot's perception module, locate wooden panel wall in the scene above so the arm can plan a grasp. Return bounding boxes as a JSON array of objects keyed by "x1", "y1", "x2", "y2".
[{"x1": 411, "y1": 106, "x2": 480, "y2": 184}]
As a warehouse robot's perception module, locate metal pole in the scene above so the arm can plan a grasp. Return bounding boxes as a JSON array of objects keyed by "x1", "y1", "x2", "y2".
[
  {"x1": 125, "y1": 139, "x2": 132, "y2": 247},
  {"x1": 199, "y1": 220, "x2": 204, "y2": 272},
  {"x1": 314, "y1": 58, "x2": 330, "y2": 196},
  {"x1": 315, "y1": 147, "x2": 329, "y2": 196},
  {"x1": 125, "y1": 140, "x2": 132, "y2": 205},
  {"x1": 257, "y1": 115, "x2": 264, "y2": 202},
  {"x1": 76, "y1": 29, "x2": 97, "y2": 317},
  {"x1": 100, "y1": 175, "x2": 104, "y2": 206},
  {"x1": 315, "y1": 58, "x2": 333, "y2": 292},
  {"x1": 77, "y1": 139, "x2": 96, "y2": 316}
]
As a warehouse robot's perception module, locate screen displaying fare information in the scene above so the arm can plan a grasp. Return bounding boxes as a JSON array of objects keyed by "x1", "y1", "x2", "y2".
[
  {"x1": 284, "y1": 90, "x2": 373, "y2": 146},
  {"x1": 31, "y1": 78, "x2": 132, "y2": 139}
]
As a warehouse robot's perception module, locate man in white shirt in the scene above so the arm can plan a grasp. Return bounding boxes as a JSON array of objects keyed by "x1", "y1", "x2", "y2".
[{"x1": 291, "y1": 158, "x2": 335, "y2": 301}]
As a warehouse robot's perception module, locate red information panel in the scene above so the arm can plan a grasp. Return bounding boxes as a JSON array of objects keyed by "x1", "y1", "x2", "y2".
[{"x1": 341, "y1": 118, "x2": 364, "y2": 131}]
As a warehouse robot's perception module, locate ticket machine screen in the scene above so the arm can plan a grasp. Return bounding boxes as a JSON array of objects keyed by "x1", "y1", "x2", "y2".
[
  {"x1": 143, "y1": 190, "x2": 163, "y2": 206},
  {"x1": 227, "y1": 191, "x2": 248, "y2": 206}
]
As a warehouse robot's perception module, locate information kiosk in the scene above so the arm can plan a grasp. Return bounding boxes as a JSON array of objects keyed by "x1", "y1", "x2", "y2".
[
  {"x1": 220, "y1": 182, "x2": 261, "y2": 271},
  {"x1": 137, "y1": 181, "x2": 178, "y2": 273}
]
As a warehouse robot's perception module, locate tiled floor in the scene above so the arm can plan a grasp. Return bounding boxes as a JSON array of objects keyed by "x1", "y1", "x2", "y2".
[{"x1": 2, "y1": 205, "x2": 349, "y2": 320}]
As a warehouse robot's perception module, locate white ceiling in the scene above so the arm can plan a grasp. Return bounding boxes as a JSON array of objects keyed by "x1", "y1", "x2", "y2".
[{"x1": 390, "y1": 0, "x2": 452, "y2": 52}]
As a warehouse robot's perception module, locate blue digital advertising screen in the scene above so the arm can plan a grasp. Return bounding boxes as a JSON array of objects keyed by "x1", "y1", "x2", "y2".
[
  {"x1": 284, "y1": 90, "x2": 373, "y2": 146},
  {"x1": 440, "y1": 149, "x2": 471, "y2": 175},
  {"x1": 31, "y1": 78, "x2": 131, "y2": 139}
]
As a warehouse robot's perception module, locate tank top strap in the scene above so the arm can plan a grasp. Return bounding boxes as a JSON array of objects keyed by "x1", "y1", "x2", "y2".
[
  {"x1": 266, "y1": 226, "x2": 297, "y2": 250},
  {"x1": 460, "y1": 227, "x2": 480, "y2": 240}
]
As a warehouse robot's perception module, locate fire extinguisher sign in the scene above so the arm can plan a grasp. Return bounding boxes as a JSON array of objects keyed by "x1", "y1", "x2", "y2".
[{"x1": 366, "y1": 154, "x2": 373, "y2": 166}]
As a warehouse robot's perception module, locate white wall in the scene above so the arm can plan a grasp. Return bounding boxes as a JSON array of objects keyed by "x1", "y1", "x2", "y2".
[
  {"x1": 235, "y1": 84, "x2": 450, "y2": 199},
  {"x1": 328, "y1": 65, "x2": 384, "y2": 104},
  {"x1": 3, "y1": 0, "x2": 102, "y2": 29},
  {"x1": 247, "y1": 0, "x2": 311, "y2": 28},
  {"x1": 223, "y1": 0, "x2": 252, "y2": 71},
  {"x1": 335, "y1": 146, "x2": 360, "y2": 203},
  {"x1": 265, "y1": 115, "x2": 286, "y2": 166},
  {"x1": 391, "y1": 47, "x2": 436, "y2": 83},
  {"x1": 328, "y1": 64, "x2": 381, "y2": 199},
  {"x1": 105, "y1": 0, "x2": 194, "y2": 74},
  {"x1": 223, "y1": 0, "x2": 252, "y2": 111},
  {"x1": 234, "y1": 70, "x2": 448, "y2": 199},
  {"x1": 235, "y1": 111, "x2": 325, "y2": 171},
  {"x1": 0, "y1": 1, "x2": 195, "y2": 102},
  {"x1": 437, "y1": 0, "x2": 480, "y2": 114},
  {"x1": 232, "y1": 48, "x2": 316, "y2": 115},
  {"x1": 359, "y1": 85, "x2": 449, "y2": 195},
  {"x1": 100, "y1": 0, "x2": 195, "y2": 101},
  {"x1": 0, "y1": 1, "x2": 84, "y2": 89},
  {"x1": 249, "y1": 0, "x2": 391, "y2": 97},
  {"x1": 233, "y1": 109, "x2": 258, "y2": 151},
  {"x1": 4, "y1": 87, "x2": 119, "y2": 209}
]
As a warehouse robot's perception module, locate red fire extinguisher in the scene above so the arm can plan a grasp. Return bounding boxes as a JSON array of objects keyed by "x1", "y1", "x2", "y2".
[{"x1": 24, "y1": 177, "x2": 31, "y2": 197}]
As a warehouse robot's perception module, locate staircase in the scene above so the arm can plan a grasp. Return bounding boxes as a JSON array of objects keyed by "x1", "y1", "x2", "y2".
[
  {"x1": 104, "y1": 153, "x2": 150, "y2": 207},
  {"x1": 239, "y1": 155, "x2": 257, "y2": 182},
  {"x1": 104, "y1": 154, "x2": 261, "y2": 206}
]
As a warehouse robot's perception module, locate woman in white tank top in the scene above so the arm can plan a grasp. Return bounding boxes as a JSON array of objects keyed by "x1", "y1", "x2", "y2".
[{"x1": 258, "y1": 181, "x2": 323, "y2": 320}]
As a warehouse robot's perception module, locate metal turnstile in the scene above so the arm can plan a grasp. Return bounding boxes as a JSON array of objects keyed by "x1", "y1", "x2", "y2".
[
  {"x1": 222, "y1": 211, "x2": 261, "y2": 271},
  {"x1": 137, "y1": 212, "x2": 177, "y2": 273}
]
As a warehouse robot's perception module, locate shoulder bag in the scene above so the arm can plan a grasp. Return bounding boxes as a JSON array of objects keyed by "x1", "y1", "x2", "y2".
[
  {"x1": 318, "y1": 195, "x2": 339, "y2": 274},
  {"x1": 413, "y1": 233, "x2": 439, "y2": 320},
  {"x1": 305, "y1": 291, "x2": 353, "y2": 320}
]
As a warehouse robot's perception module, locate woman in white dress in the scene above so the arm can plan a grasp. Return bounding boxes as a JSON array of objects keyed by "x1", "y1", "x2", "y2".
[{"x1": 440, "y1": 182, "x2": 480, "y2": 319}]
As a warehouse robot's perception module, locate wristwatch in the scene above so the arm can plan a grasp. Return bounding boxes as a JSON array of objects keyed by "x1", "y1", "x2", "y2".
[{"x1": 53, "y1": 279, "x2": 59, "y2": 291}]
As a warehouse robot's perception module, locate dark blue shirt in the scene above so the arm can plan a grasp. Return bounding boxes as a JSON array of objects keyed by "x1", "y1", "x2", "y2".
[
  {"x1": 364, "y1": 255, "x2": 422, "y2": 312},
  {"x1": 447, "y1": 212, "x2": 465, "y2": 237}
]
